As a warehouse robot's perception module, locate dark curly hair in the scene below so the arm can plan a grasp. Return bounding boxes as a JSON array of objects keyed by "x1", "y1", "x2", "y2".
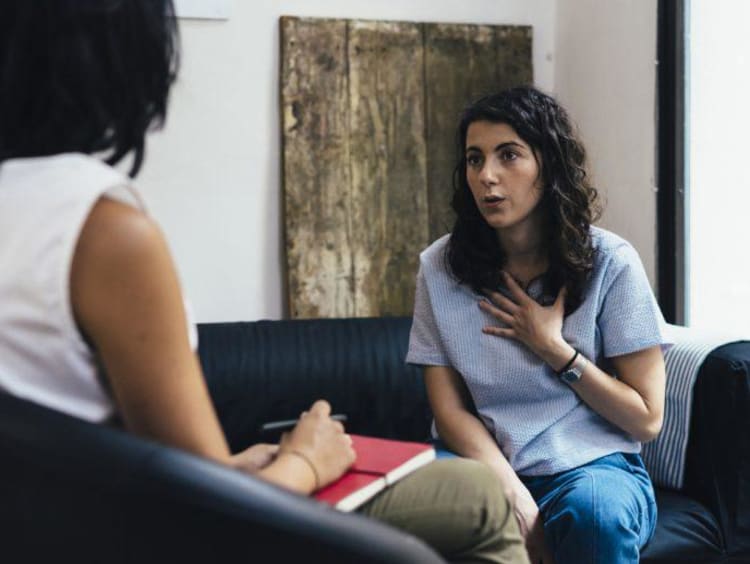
[
  {"x1": 0, "y1": 0, "x2": 180, "y2": 177},
  {"x1": 447, "y1": 86, "x2": 601, "y2": 314}
]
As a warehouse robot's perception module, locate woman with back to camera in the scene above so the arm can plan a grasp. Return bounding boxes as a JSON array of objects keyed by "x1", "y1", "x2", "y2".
[
  {"x1": 0, "y1": 2, "x2": 529, "y2": 562},
  {"x1": 407, "y1": 87, "x2": 670, "y2": 564}
]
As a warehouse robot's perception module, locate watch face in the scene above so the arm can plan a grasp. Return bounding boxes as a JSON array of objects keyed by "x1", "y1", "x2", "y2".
[{"x1": 560, "y1": 367, "x2": 582, "y2": 384}]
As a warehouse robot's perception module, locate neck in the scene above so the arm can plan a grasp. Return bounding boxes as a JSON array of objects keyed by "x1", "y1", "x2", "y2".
[
  {"x1": 496, "y1": 213, "x2": 547, "y2": 281},
  {"x1": 503, "y1": 247, "x2": 547, "y2": 282},
  {"x1": 497, "y1": 217, "x2": 545, "y2": 261}
]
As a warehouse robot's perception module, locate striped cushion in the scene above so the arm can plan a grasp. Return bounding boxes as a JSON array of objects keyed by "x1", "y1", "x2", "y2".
[{"x1": 642, "y1": 324, "x2": 744, "y2": 489}]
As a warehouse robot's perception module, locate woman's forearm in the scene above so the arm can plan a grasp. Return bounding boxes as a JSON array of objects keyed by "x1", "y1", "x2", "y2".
[
  {"x1": 566, "y1": 362, "x2": 663, "y2": 441},
  {"x1": 424, "y1": 365, "x2": 526, "y2": 493},
  {"x1": 434, "y1": 407, "x2": 524, "y2": 494},
  {"x1": 539, "y1": 340, "x2": 665, "y2": 442},
  {"x1": 256, "y1": 453, "x2": 317, "y2": 495}
]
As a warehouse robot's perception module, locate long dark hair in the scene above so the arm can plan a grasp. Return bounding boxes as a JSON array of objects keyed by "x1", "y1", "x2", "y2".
[
  {"x1": 0, "y1": 0, "x2": 180, "y2": 177},
  {"x1": 447, "y1": 86, "x2": 601, "y2": 314}
]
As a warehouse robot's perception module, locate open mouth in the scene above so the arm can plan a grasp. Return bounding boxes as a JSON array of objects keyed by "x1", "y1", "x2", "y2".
[{"x1": 483, "y1": 195, "x2": 506, "y2": 206}]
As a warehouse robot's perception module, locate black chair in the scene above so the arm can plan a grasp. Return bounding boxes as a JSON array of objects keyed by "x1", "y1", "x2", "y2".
[{"x1": 0, "y1": 391, "x2": 444, "y2": 563}]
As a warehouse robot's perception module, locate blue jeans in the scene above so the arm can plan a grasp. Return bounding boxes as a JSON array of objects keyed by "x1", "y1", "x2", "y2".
[
  {"x1": 520, "y1": 452, "x2": 657, "y2": 564},
  {"x1": 431, "y1": 442, "x2": 657, "y2": 564}
]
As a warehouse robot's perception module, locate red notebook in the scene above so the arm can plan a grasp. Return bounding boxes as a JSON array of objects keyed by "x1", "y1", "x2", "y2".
[{"x1": 314, "y1": 435, "x2": 436, "y2": 512}]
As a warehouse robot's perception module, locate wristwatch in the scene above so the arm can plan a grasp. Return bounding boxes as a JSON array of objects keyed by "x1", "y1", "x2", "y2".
[{"x1": 558, "y1": 351, "x2": 588, "y2": 384}]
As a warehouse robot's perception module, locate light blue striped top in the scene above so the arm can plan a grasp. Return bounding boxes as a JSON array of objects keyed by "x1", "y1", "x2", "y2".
[{"x1": 407, "y1": 227, "x2": 672, "y2": 476}]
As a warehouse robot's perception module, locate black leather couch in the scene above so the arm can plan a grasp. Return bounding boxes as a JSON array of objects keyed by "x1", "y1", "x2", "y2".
[{"x1": 1, "y1": 316, "x2": 748, "y2": 563}]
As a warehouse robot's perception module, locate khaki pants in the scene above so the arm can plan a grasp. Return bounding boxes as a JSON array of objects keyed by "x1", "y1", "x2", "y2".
[{"x1": 359, "y1": 458, "x2": 529, "y2": 564}]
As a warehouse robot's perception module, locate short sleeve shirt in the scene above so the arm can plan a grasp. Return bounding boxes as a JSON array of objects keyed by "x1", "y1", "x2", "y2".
[{"x1": 406, "y1": 227, "x2": 671, "y2": 476}]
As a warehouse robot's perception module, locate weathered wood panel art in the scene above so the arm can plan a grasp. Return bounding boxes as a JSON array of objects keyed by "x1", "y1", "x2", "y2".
[
  {"x1": 281, "y1": 18, "x2": 353, "y2": 317},
  {"x1": 281, "y1": 16, "x2": 532, "y2": 318},
  {"x1": 347, "y1": 21, "x2": 428, "y2": 317}
]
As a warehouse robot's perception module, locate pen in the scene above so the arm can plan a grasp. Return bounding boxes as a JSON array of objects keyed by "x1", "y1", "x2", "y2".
[{"x1": 259, "y1": 413, "x2": 348, "y2": 434}]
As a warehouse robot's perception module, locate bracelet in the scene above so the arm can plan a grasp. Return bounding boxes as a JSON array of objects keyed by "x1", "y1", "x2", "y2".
[
  {"x1": 284, "y1": 449, "x2": 320, "y2": 491},
  {"x1": 556, "y1": 349, "x2": 579, "y2": 374}
]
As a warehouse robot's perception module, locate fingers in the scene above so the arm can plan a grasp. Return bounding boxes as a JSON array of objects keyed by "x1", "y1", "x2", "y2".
[
  {"x1": 554, "y1": 285, "x2": 567, "y2": 309},
  {"x1": 478, "y1": 298, "x2": 515, "y2": 325},
  {"x1": 298, "y1": 401, "x2": 347, "y2": 442},
  {"x1": 514, "y1": 509, "x2": 530, "y2": 538},
  {"x1": 501, "y1": 271, "x2": 531, "y2": 303},
  {"x1": 305, "y1": 401, "x2": 346, "y2": 429},
  {"x1": 478, "y1": 297, "x2": 516, "y2": 339},
  {"x1": 279, "y1": 431, "x2": 290, "y2": 448},
  {"x1": 309, "y1": 399, "x2": 331, "y2": 416},
  {"x1": 482, "y1": 289, "x2": 520, "y2": 315},
  {"x1": 482, "y1": 325, "x2": 516, "y2": 339},
  {"x1": 266, "y1": 444, "x2": 280, "y2": 454}
]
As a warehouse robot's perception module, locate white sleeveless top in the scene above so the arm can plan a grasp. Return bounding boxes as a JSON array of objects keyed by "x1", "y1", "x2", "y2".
[{"x1": 0, "y1": 153, "x2": 196, "y2": 422}]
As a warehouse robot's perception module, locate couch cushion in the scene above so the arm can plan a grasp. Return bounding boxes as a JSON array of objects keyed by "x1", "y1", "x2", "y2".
[{"x1": 641, "y1": 489, "x2": 724, "y2": 563}]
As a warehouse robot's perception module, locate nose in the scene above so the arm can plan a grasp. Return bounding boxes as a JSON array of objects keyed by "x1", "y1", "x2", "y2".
[{"x1": 478, "y1": 160, "x2": 498, "y2": 186}]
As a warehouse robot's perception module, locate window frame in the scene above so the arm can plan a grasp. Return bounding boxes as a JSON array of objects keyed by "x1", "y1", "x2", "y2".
[{"x1": 656, "y1": 0, "x2": 687, "y2": 324}]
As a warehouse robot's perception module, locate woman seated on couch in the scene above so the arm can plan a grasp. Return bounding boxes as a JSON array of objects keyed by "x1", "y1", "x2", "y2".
[
  {"x1": 408, "y1": 87, "x2": 669, "y2": 564},
  {"x1": 0, "y1": 2, "x2": 527, "y2": 562}
]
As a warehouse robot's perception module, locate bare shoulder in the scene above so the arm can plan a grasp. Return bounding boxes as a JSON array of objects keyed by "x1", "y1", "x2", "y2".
[
  {"x1": 74, "y1": 197, "x2": 168, "y2": 268},
  {"x1": 71, "y1": 196, "x2": 181, "y2": 337}
]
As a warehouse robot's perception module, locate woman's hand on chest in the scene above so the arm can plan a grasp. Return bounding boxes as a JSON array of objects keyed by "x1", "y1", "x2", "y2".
[{"x1": 478, "y1": 271, "x2": 575, "y2": 371}]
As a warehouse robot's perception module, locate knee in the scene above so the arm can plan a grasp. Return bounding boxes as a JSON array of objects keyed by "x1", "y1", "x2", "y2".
[
  {"x1": 412, "y1": 459, "x2": 526, "y2": 562},
  {"x1": 546, "y1": 473, "x2": 640, "y2": 550},
  {"x1": 434, "y1": 458, "x2": 514, "y2": 530},
  {"x1": 454, "y1": 459, "x2": 511, "y2": 512}
]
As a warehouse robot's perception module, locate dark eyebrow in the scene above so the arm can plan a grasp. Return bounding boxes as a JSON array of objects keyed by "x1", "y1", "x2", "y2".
[
  {"x1": 465, "y1": 141, "x2": 527, "y2": 154},
  {"x1": 494, "y1": 141, "x2": 526, "y2": 152}
]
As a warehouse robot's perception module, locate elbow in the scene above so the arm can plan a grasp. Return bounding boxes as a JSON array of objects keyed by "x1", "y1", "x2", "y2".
[
  {"x1": 433, "y1": 411, "x2": 460, "y2": 439},
  {"x1": 633, "y1": 414, "x2": 664, "y2": 443}
]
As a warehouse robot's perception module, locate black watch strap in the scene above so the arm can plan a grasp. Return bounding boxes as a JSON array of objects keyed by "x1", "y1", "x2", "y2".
[{"x1": 556, "y1": 349, "x2": 579, "y2": 375}]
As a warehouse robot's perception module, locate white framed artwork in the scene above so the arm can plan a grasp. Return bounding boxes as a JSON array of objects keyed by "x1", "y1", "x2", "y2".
[{"x1": 174, "y1": 0, "x2": 230, "y2": 20}]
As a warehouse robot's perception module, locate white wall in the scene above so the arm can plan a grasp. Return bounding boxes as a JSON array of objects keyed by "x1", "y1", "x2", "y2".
[
  {"x1": 136, "y1": 0, "x2": 557, "y2": 322},
  {"x1": 555, "y1": 0, "x2": 658, "y2": 285}
]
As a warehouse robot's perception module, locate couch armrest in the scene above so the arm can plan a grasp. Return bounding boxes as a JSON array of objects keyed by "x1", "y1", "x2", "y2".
[{"x1": 682, "y1": 341, "x2": 750, "y2": 557}]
